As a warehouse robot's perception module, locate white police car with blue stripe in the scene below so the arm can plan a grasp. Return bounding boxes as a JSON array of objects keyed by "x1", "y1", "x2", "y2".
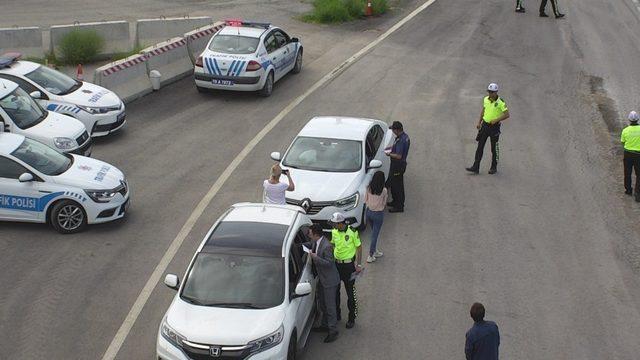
[
  {"x1": 0, "y1": 53, "x2": 126, "y2": 137},
  {"x1": 194, "y1": 20, "x2": 303, "y2": 97},
  {"x1": 0, "y1": 132, "x2": 130, "y2": 233}
]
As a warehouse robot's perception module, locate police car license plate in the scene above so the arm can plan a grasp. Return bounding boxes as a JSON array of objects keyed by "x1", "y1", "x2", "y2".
[{"x1": 212, "y1": 79, "x2": 234, "y2": 86}]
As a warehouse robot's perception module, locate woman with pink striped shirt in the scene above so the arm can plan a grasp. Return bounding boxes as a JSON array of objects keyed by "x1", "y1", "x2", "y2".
[{"x1": 364, "y1": 171, "x2": 387, "y2": 263}]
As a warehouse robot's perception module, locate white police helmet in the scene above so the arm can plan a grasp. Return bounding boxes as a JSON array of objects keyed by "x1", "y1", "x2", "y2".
[
  {"x1": 330, "y1": 212, "x2": 346, "y2": 223},
  {"x1": 628, "y1": 111, "x2": 639, "y2": 122},
  {"x1": 487, "y1": 83, "x2": 499, "y2": 92}
]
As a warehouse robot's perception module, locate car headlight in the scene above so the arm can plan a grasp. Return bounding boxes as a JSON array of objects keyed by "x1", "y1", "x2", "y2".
[
  {"x1": 53, "y1": 137, "x2": 76, "y2": 149},
  {"x1": 84, "y1": 189, "x2": 117, "y2": 203},
  {"x1": 160, "y1": 317, "x2": 186, "y2": 348},
  {"x1": 335, "y1": 192, "x2": 359, "y2": 210},
  {"x1": 78, "y1": 105, "x2": 113, "y2": 114},
  {"x1": 247, "y1": 325, "x2": 284, "y2": 355}
]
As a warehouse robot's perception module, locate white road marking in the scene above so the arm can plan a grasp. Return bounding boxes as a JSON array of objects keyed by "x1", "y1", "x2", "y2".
[{"x1": 100, "y1": 0, "x2": 439, "y2": 358}]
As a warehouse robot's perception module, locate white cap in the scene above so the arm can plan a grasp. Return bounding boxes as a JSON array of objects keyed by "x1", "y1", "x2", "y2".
[
  {"x1": 487, "y1": 83, "x2": 499, "y2": 92},
  {"x1": 330, "y1": 212, "x2": 346, "y2": 223},
  {"x1": 629, "y1": 111, "x2": 639, "y2": 122}
]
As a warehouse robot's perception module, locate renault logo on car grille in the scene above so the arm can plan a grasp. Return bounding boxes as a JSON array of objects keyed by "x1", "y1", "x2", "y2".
[
  {"x1": 210, "y1": 346, "x2": 221, "y2": 357},
  {"x1": 301, "y1": 198, "x2": 311, "y2": 212}
]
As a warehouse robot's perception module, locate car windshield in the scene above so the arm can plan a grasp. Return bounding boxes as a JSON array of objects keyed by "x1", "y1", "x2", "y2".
[
  {"x1": 11, "y1": 137, "x2": 72, "y2": 176},
  {"x1": 209, "y1": 35, "x2": 259, "y2": 54},
  {"x1": 0, "y1": 86, "x2": 47, "y2": 129},
  {"x1": 181, "y1": 253, "x2": 284, "y2": 309},
  {"x1": 24, "y1": 65, "x2": 81, "y2": 95},
  {"x1": 283, "y1": 136, "x2": 362, "y2": 172}
]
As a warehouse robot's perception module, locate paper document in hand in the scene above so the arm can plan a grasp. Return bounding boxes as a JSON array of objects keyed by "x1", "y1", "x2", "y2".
[
  {"x1": 350, "y1": 268, "x2": 365, "y2": 281},
  {"x1": 302, "y1": 245, "x2": 312, "y2": 254}
]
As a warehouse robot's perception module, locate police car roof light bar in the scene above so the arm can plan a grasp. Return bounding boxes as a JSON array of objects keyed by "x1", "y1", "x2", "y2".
[
  {"x1": 0, "y1": 52, "x2": 22, "y2": 68},
  {"x1": 223, "y1": 19, "x2": 270, "y2": 29}
]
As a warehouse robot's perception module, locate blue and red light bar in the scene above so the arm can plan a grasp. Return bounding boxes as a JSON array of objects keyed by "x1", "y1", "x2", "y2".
[
  {"x1": 223, "y1": 19, "x2": 271, "y2": 29},
  {"x1": 0, "y1": 52, "x2": 21, "y2": 68}
]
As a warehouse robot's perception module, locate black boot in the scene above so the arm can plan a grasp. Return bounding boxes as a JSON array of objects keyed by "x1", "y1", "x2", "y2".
[
  {"x1": 466, "y1": 166, "x2": 480, "y2": 174},
  {"x1": 540, "y1": 12, "x2": 549, "y2": 17},
  {"x1": 555, "y1": 13, "x2": 565, "y2": 18},
  {"x1": 515, "y1": 7, "x2": 525, "y2": 13}
]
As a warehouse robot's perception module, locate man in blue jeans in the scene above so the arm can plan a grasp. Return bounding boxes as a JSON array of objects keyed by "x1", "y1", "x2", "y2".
[{"x1": 465, "y1": 303, "x2": 500, "y2": 360}]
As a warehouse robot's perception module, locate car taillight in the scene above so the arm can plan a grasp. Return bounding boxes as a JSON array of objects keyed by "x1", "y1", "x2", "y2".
[
  {"x1": 246, "y1": 60, "x2": 262, "y2": 71},
  {"x1": 195, "y1": 56, "x2": 203, "y2": 67}
]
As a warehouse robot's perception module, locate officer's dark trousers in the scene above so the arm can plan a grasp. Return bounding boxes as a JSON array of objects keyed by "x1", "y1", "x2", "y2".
[
  {"x1": 335, "y1": 262, "x2": 357, "y2": 322},
  {"x1": 540, "y1": 0, "x2": 560, "y2": 15},
  {"x1": 623, "y1": 151, "x2": 640, "y2": 197},
  {"x1": 317, "y1": 285, "x2": 338, "y2": 333},
  {"x1": 516, "y1": 0, "x2": 524, "y2": 8},
  {"x1": 473, "y1": 122, "x2": 500, "y2": 170},
  {"x1": 386, "y1": 160, "x2": 406, "y2": 209}
]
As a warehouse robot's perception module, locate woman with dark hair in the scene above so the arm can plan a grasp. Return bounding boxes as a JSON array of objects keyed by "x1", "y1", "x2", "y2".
[{"x1": 364, "y1": 171, "x2": 388, "y2": 263}]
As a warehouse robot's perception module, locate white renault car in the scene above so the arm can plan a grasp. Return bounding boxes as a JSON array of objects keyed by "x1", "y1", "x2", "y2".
[
  {"x1": 158, "y1": 203, "x2": 316, "y2": 360},
  {"x1": 0, "y1": 133, "x2": 130, "y2": 233},
  {"x1": 0, "y1": 53, "x2": 126, "y2": 137},
  {"x1": 0, "y1": 78, "x2": 91, "y2": 156},
  {"x1": 271, "y1": 116, "x2": 393, "y2": 230},
  {"x1": 194, "y1": 20, "x2": 303, "y2": 96}
]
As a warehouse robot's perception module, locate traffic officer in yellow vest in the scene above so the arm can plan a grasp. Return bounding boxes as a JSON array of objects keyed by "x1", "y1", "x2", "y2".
[
  {"x1": 621, "y1": 111, "x2": 640, "y2": 201},
  {"x1": 466, "y1": 83, "x2": 510, "y2": 175},
  {"x1": 330, "y1": 212, "x2": 363, "y2": 329}
]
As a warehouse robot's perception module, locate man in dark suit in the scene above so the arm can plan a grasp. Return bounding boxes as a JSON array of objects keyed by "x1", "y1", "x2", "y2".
[{"x1": 304, "y1": 224, "x2": 340, "y2": 343}]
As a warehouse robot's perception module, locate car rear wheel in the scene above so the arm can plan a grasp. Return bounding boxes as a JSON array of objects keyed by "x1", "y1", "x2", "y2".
[
  {"x1": 287, "y1": 334, "x2": 297, "y2": 360},
  {"x1": 292, "y1": 50, "x2": 303, "y2": 74},
  {"x1": 259, "y1": 72, "x2": 274, "y2": 97},
  {"x1": 50, "y1": 200, "x2": 87, "y2": 234}
]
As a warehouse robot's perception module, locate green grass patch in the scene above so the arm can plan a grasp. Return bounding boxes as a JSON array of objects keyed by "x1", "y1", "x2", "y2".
[
  {"x1": 110, "y1": 45, "x2": 145, "y2": 62},
  {"x1": 58, "y1": 29, "x2": 104, "y2": 65},
  {"x1": 302, "y1": 0, "x2": 388, "y2": 23}
]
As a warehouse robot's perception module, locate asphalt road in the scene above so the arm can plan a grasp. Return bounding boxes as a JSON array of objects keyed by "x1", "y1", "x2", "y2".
[{"x1": 2, "y1": 0, "x2": 640, "y2": 359}]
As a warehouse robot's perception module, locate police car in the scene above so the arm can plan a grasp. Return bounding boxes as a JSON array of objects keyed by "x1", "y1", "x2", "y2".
[
  {"x1": 0, "y1": 132, "x2": 130, "y2": 233},
  {"x1": 194, "y1": 20, "x2": 303, "y2": 97},
  {"x1": 0, "y1": 53, "x2": 126, "y2": 137},
  {"x1": 271, "y1": 116, "x2": 394, "y2": 230},
  {"x1": 0, "y1": 78, "x2": 92, "y2": 156},
  {"x1": 158, "y1": 203, "x2": 316, "y2": 360}
]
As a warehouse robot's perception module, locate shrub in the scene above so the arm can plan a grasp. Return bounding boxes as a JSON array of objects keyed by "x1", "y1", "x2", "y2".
[
  {"x1": 302, "y1": 0, "x2": 389, "y2": 24},
  {"x1": 58, "y1": 29, "x2": 104, "y2": 65}
]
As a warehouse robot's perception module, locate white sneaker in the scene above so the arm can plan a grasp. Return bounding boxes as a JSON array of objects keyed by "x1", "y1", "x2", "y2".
[
  {"x1": 366, "y1": 255, "x2": 376, "y2": 263},
  {"x1": 374, "y1": 250, "x2": 384, "y2": 258}
]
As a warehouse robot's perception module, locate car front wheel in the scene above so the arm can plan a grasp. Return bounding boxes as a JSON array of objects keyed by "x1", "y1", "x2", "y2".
[
  {"x1": 357, "y1": 206, "x2": 367, "y2": 232},
  {"x1": 292, "y1": 50, "x2": 303, "y2": 74},
  {"x1": 287, "y1": 335, "x2": 297, "y2": 360},
  {"x1": 50, "y1": 200, "x2": 87, "y2": 234}
]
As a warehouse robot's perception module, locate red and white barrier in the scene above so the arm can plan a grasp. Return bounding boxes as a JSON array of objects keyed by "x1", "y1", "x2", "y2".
[
  {"x1": 142, "y1": 37, "x2": 193, "y2": 87},
  {"x1": 184, "y1": 21, "x2": 226, "y2": 65},
  {"x1": 94, "y1": 53, "x2": 153, "y2": 103}
]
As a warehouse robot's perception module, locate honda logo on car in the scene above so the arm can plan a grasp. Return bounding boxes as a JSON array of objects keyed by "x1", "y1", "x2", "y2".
[{"x1": 209, "y1": 346, "x2": 221, "y2": 357}]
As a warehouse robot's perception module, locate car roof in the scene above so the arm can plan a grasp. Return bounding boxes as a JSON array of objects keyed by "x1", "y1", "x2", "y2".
[
  {"x1": 0, "y1": 132, "x2": 25, "y2": 154},
  {"x1": 201, "y1": 203, "x2": 303, "y2": 257},
  {"x1": 218, "y1": 26, "x2": 271, "y2": 39},
  {"x1": 0, "y1": 78, "x2": 19, "y2": 98},
  {"x1": 298, "y1": 116, "x2": 380, "y2": 141},
  {"x1": 0, "y1": 60, "x2": 40, "y2": 76}
]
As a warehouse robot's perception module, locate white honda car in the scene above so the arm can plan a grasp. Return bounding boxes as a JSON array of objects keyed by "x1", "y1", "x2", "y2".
[
  {"x1": 0, "y1": 53, "x2": 126, "y2": 137},
  {"x1": 158, "y1": 203, "x2": 316, "y2": 360},
  {"x1": 0, "y1": 133, "x2": 130, "y2": 233},
  {"x1": 0, "y1": 78, "x2": 91, "y2": 156},
  {"x1": 194, "y1": 20, "x2": 303, "y2": 96},
  {"x1": 270, "y1": 116, "x2": 393, "y2": 230}
]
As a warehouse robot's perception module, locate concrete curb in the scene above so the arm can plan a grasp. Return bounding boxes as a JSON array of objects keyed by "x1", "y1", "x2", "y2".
[
  {"x1": 184, "y1": 21, "x2": 226, "y2": 65},
  {"x1": 0, "y1": 26, "x2": 43, "y2": 58},
  {"x1": 94, "y1": 53, "x2": 153, "y2": 104},
  {"x1": 50, "y1": 21, "x2": 130, "y2": 59}
]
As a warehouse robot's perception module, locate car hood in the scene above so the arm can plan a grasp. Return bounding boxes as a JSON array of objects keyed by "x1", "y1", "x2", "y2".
[
  {"x1": 28, "y1": 111, "x2": 86, "y2": 139},
  {"x1": 283, "y1": 168, "x2": 362, "y2": 202},
  {"x1": 54, "y1": 155, "x2": 125, "y2": 189},
  {"x1": 66, "y1": 82, "x2": 122, "y2": 108},
  {"x1": 166, "y1": 297, "x2": 285, "y2": 345}
]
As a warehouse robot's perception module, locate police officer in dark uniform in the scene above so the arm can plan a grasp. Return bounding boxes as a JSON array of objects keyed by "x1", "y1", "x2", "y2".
[{"x1": 385, "y1": 121, "x2": 410, "y2": 213}]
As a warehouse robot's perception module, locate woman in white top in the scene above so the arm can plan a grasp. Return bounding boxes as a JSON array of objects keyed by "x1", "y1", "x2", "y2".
[
  {"x1": 263, "y1": 164, "x2": 295, "y2": 205},
  {"x1": 364, "y1": 171, "x2": 387, "y2": 263}
]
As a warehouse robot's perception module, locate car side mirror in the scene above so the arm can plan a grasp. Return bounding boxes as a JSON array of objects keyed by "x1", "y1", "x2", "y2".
[
  {"x1": 290, "y1": 37, "x2": 299, "y2": 43},
  {"x1": 29, "y1": 91, "x2": 42, "y2": 100},
  {"x1": 368, "y1": 159, "x2": 382, "y2": 169},
  {"x1": 18, "y1": 173, "x2": 34, "y2": 182},
  {"x1": 292, "y1": 282, "x2": 312, "y2": 299},
  {"x1": 164, "y1": 274, "x2": 180, "y2": 290},
  {"x1": 270, "y1": 151, "x2": 282, "y2": 161}
]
